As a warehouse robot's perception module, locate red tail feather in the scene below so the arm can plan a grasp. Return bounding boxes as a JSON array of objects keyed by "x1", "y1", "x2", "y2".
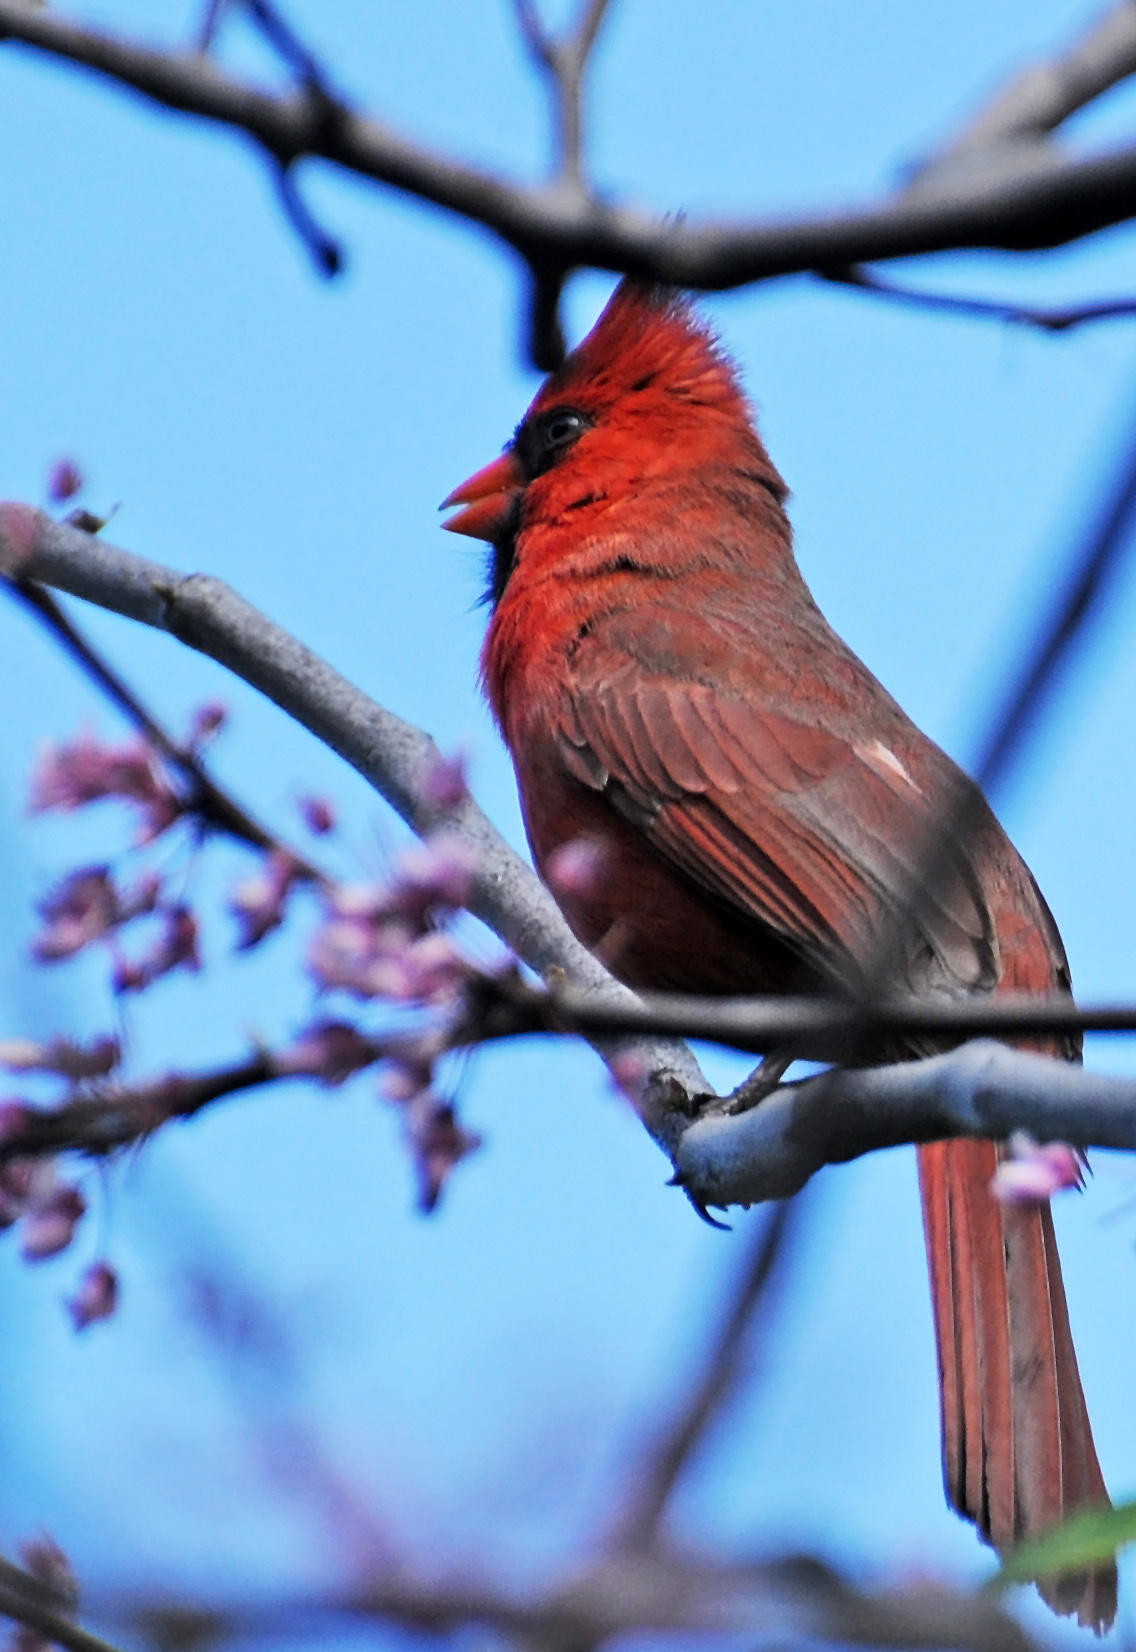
[{"x1": 919, "y1": 1138, "x2": 1115, "y2": 1629}]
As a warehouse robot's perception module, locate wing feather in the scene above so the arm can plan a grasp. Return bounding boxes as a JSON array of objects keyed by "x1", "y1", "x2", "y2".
[{"x1": 556, "y1": 652, "x2": 998, "y2": 995}]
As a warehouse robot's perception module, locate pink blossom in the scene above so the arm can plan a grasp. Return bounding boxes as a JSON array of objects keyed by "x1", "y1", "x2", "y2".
[
  {"x1": 186, "y1": 700, "x2": 227, "y2": 748},
  {"x1": 32, "y1": 867, "x2": 164, "y2": 963},
  {"x1": 0, "y1": 1101, "x2": 34, "y2": 1150},
  {"x1": 379, "y1": 1032, "x2": 444, "y2": 1102},
  {"x1": 0, "y1": 501, "x2": 41, "y2": 571},
  {"x1": 991, "y1": 1132, "x2": 1083, "y2": 1207},
  {"x1": 402, "y1": 1091, "x2": 481, "y2": 1213},
  {"x1": 278, "y1": 1019, "x2": 378, "y2": 1085},
  {"x1": 609, "y1": 1051, "x2": 649, "y2": 1109},
  {"x1": 0, "y1": 1035, "x2": 120, "y2": 1079},
  {"x1": 230, "y1": 849, "x2": 302, "y2": 949},
  {"x1": 388, "y1": 834, "x2": 475, "y2": 921},
  {"x1": 32, "y1": 866, "x2": 121, "y2": 961},
  {"x1": 113, "y1": 904, "x2": 200, "y2": 994},
  {"x1": 421, "y1": 750, "x2": 469, "y2": 811},
  {"x1": 298, "y1": 794, "x2": 336, "y2": 835},
  {"x1": 46, "y1": 458, "x2": 83, "y2": 503},
  {"x1": 546, "y1": 836, "x2": 609, "y2": 900},
  {"x1": 21, "y1": 1184, "x2": 86, "y2": 1261},
  {"x1": 30, "y1": 730, "x2": 183, "y2": 843},
  {"x1": 67, "y1": 1261, "x2": 119, "y2": 1330}
]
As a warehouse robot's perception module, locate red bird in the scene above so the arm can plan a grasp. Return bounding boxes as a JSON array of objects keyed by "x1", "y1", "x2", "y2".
[{"x1": 444, "y1": 280, "x2": 1114, "y2": 1626}]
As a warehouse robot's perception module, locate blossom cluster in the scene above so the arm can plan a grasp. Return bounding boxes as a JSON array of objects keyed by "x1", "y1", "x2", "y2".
[{"x1": 5, "y1": 710, "x2": 490, "y2": 1327}]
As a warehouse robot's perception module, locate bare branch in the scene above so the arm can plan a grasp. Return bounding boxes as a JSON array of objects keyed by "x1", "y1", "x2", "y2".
[
  {"x1": 195, "y1": 0, "x2": 229, "y2": 54},
  {"x1": 513, "y1": 0, "x2": 612, "y2": 186},
  {"x1": 675, "y1": 1040, "x2": 1136, "y2": 1209},
  {"x1": 478, "y1": 977, "x2": 1136, "y2": 1058},
  {"x1": 104, "y1": 1552, "x2": 1038, "y2": 1652},
  {"x1": 0, "y1": 507, "x2": 709, "y2": 1150},
  {"x1": 609, "y1": 1197, "x2": 802, "y2": 1550},
  {"x1": 823, "y1": 263, "x2": 1136, "y2": 332},
  {"x1": 5, "y1": 2, "x2": 1136, "y2": 330},
  {"x1": 7, "y1": 578, "x2": 327, "y2": 883},
  {"x1": 0, "y1": 1557, "x2": 125, "y2": 1652},
  {"x1": 272, "y1": 156, "x2": 343, "y2": 274},
  {"x1": 972, "y1": 388, "x2": 1136, "y2": 797},
  {"x1": 919, "y1": 0, "x2": 1136, "y2": 173},
  {"x1": 0, "y1": 1051, "x2": 279, "y2": 1159}
]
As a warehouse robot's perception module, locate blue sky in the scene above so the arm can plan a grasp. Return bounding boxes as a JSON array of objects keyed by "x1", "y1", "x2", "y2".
[{"x1": 3, "y1": 2, "x2": 1136, "y2": 1645}]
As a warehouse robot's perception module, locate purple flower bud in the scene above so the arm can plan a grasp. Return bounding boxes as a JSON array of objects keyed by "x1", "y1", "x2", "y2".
[
  {"x1": 67, "y1": 1261, "x2": 119, "y2": 1330},
  {"x1": 21, "y1": 1184, "x2": 86, "y2": 1261},
  {"x1": 0, "y1": 1035, "x2": 120, "y2": 1079},
  {"x1": 991, "y1": 1132, "x2": 1082, "y2": 1207},
  {"x1": 609, "y1": 1052, "x2": 649, "y2": 1110},
  {"x1": 298, "y1": 795, "x2": 336, "y2": 835},
  {"x1": 546, "y1": 836, "x2": 609, "y2": 900},
  {"x1": 421, "y1": 751, "x2": 469, "y2": 811},
  {"x1": 18, "y1": 1532, "x2": 77, "y2": 1611},
  {"x1": 0, "y1": 1101, "x2": 34, "y2": 1149},
  {"x1": 113, "y1": 904, "x2": 200, "y2": 994},
  {"x1": 186, "y1": 701, "x2": 227, "y2": 748},
  {"x1": 29, "y1": 730, "x2": 183, "y2": 844},
  {"x1": 231, "y1": 850, "x2": 302, "y2": 950},
  {"x1": 47, "y1": 458, "x2": 83, "y2": 503},
  {"x1": 31, "y1": 866, "x2": 120, "y2": 961},
  {"x1": 278, "y1": 1019, "x2": 377, "y2": 1085},
  {"x1": 403, "y1": 1093, "x2": 481, "y2": 1213},
  {"x1": 388, "y1": 834, "x2": 475, "y2": 922}
]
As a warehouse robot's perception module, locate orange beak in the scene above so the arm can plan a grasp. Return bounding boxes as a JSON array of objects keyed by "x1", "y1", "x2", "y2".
[{"x1": 440, "y1": 450, "x2": 523, "y2": 541}]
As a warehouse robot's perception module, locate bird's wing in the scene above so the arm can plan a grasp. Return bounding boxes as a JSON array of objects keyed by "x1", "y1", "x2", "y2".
[{"x1": 555, "y1": 645, "x2": 999, "y2": 997}]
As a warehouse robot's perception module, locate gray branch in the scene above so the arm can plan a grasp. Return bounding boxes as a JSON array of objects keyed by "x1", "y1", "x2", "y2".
[
  {"x1": 676, "y1": 1040, "x2": 1136, "y2": 1208},
  {"x1": 919, "y1": 0, "x2": 1136, "y2": 169},
  {"x1": 0, "y1": 506, "x2": 706, "y2": 1155},
  {"x1": 102, "y1": 1548, "x2": 1036, "y2": 1652},
  {"x1": 5, "y1": 510, "x2": 1136, "y2": 1213},
  {"x1": 4, "y1": 1, "x2": 1136, "y2": 302}
]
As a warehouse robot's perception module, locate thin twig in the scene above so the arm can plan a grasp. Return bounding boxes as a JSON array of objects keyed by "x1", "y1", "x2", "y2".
[
  {"x1": 7, "y1": 578, "x2": 327, "y2": 883},
  {"x1": 0, "y1": 1051, "x2": 281, "y2": 1160},
  {"x1": 512, "y1": 0, "x2": 611, "y2": 187},
  {"x1": 0, "y1": 1558, "x2": 126, "y2": 1652},
  {"x1": 195, "y1": 0, "x2": 229, "y2": 52},
  {"x1": 0, "y1": 504, "x2": 712, "y2": 1154},
  {"x1": 972, "y1": 388, "x2": 1136, "y2": 795},
  {"x1": 608, "y1": 1196, "x2": 802, "y2": 1550},
  {"x1": 916, "y1": 0, "x2": 1136, "y2": 173},
  {"x1": 7, "y1": 0, "x2": 1136, "y2": 353},
  {"x1": 100, "y1": 1554, "x2": 1038, "y2": 1652},
  {"x1": 823, "y1": 263, "x2": 1136, "y2": 332},
  {"x1": 243, "y1": 0, "x2": 337, "y2": 95},
  {"x1": 842, "y1": 383, "x2": 1136, "y2": 1046},
  {"x1": 477, "y1": 978, "x2": 1136, "y2": 1058},
  {"x1": 273, "y1": 159, "x2": 343, "y2": 275}
]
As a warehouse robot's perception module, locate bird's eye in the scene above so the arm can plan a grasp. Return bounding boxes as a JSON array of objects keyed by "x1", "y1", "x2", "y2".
[{"x1": 540, "y1": 408, "x2": 587, "y2": 451}]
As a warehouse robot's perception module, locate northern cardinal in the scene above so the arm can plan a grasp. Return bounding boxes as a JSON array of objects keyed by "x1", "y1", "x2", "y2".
[{"x1": 444, "y1": 280, "x2": 1114, "y2": 1626}]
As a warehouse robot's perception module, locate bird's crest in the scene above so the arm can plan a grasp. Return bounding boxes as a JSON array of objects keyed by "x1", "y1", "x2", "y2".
[{"x1": 533, "y1": 280, "x2": 751, "y2": 424}]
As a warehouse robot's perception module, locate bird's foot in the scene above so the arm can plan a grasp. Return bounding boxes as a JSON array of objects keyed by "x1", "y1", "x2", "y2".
[{"x1": 724, "y1": 1052, "x2": 792, "y2": 1116}]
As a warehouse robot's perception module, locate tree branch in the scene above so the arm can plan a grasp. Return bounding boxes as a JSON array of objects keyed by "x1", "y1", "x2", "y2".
[
  {"x1": 104, "y1": 1550, "x2": 1037, "y2": 1652},
  {"x1": 917, "y1": 0, "x2": 1136, "y2": 173},
  {"x1": 674, "y1": 1040, "x2": 1136, "y2": 1209},
  {"x1": 0, "y1": 1051, "x2": 279, "y2": 1159},
  {"x1": 0, "y1": 505, "x2": 708, "y2": 1155},
  {"x1": 7, "y1": 578, "x2": 327, "y2": 882},
  {"x1": 0, "y1": 1557, "x2": 125, "y2": 1652},
  {"x1": 608, "y1": 1196, "x2": 802, "y2": 1550},
  {"x1": 5, "y1": 1, "x2": 1136, "y2": 333},
  {"x1": 483, "y1": 978, "x2": 1136, "y2": 1058},
  {"x1": 823, "y1": 264, "x2": 1136, "y2": 332},
  {"x1": 513, "y1": 0, "x2": 612, "y2": 187}
]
